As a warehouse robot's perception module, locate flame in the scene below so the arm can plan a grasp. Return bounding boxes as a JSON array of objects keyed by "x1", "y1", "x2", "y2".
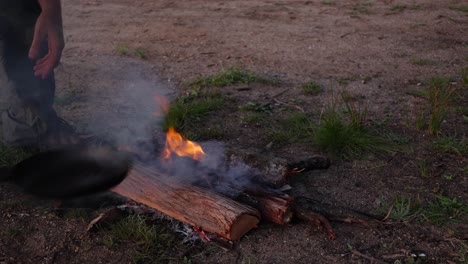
[
  {"x1": 153, "y1": 95, "x2": 170, "y2": 117},
  {"x1": 163, "y1": 127, "x2": 206, "y2": 161},
  {"x1": 118, "y1": 145, "x2": 134, "y2": 152}
]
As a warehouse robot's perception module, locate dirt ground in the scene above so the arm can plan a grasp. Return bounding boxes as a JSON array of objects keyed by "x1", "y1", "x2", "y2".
[{"x1": 1, "y1": 0, "x2": 468, "y2": 263}]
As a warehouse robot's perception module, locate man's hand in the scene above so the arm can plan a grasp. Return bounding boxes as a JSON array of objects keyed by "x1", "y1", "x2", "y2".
[{"x1": 28, "y1": 0, "x2": 64, "y2": 79}]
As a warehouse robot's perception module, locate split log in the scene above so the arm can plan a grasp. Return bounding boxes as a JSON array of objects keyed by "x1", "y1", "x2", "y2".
[
  {"x1": 233, "y1": 191, "x2": 294, "y2": 225},
  {"x1": 255, "y1": 195, "x2": 295, "y2": 225},
  {"x1": 112, "y1": 163, "x2": 261, "y2": 241}
]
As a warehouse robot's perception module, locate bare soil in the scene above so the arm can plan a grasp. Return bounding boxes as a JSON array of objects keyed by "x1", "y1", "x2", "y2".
[{"x1": 1, "y1": 0, "x2": 467, "y2": 263}]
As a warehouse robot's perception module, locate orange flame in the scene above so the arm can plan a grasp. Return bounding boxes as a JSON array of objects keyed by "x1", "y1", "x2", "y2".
[
  {"x1": 153, "y1": 95, "x2": 171, "y2": 117},
  {"x1": 163, "y1": 127, "x2": 206, "y2": 161}
]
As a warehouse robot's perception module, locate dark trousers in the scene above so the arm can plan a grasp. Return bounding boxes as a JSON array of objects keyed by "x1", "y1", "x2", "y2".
[{"x1": 0, "y1": 3, "x2": 59, "y2": 147}]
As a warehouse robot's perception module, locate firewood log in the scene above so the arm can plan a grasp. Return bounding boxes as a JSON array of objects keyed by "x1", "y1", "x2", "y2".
[
  {"x1": 112, "y1": 164, "x2": 260, "y2": 241},
  {"x1": 229, "y1": 190, "x2": 294, "y2": 225}
]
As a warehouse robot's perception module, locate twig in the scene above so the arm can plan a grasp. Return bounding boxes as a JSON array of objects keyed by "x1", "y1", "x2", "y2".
[
  {"x1": 272, "y1": 88, "x2": 290, "y2": 99},
  {"x1": 330, "y1": 217, "x2": 369, "y2": 227},
  {"x1": 350, "y1": 249, "x2": 387, "y2": 264},
  {"x1": 381, "y1": 253, "x2": 407, "y2": 260},
  {"x1": 86, "y1": 213, "x2": 105, "y2": 232},
  {"x1": 340, "y1": 31, "x2": 356, "y2": 38},
  {"x1": 381, "y1": 200, "x2": 395, "y2": 222},
  {"x1": 295, "y1": 209, "x2": 336, "y2": 240},
  {"x1": 273, "y1": 98, "x2": 305, "y2": 112}
]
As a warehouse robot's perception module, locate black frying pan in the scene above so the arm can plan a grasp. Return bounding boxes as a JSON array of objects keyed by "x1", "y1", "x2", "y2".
[{"x1": 0, "y1": 146, "x2": 132, "y2": 199}]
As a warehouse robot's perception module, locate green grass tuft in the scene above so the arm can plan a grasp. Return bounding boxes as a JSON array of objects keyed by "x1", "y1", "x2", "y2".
[
  {"x1": 449, "y1": 5, "x2": 468, "y2": 13},
  {"x1": 302, "y1": 81, "x2": 322, "y2": 96},
  {"x1": 162, "y1": 91, "x2": 224, "y2": 140},
  {"x1": 242, "y1": 112, "x2": 269, "y2": 124},
  {"x1": 102, "y1": 215, "x2": 178, "y2": 263},
  {"x1": 238, "y1": 102, "x2": 272, "y2": 113},
  {"x1": 409, "y1": 5, "x2": 421, "y2": 10},
  {"x1": 433, "y1": 136, "x2": 468, "y2": 156},
  {"x1": 427, "y1": 77, "x2": 456, "y2": 135},
  {"x1": 313, "y1": 94, "x2": 398, "y2": 159},
  {"x1": 116, "y1": 44, "x2": 129, "y2": 56},
  {"x1": 337, "y1": 78, "x2": 351, "y2": 85},
  {"x1": 351, "y1": 2, "x2": 373, "y2": 15},
  {"x1": 135, "y1": 48, "x2": 148, "y2": 59},
  {"x1": 185, "y1": 124, "x2": 225, "y2": 141},
  {"x1": 387, "y1": 195, "x2": 420, "y2": 221},
  {"x1": 189, "y1": 68, "x2": 275, "y2": 88},
  {"x1": 417, "y1": 159, "x2": 429, "y2": 177},
  {"x1": 462, "y1": 67, "x2": 468, "y2": 86},
  {"x1": 411, "y1": 58, "x2": 435, "y2": 66},
  {"x1": 390, "y1": 4, "x2": 407, "y2": 12},
  {"x1": 268, "y1": 113, "x2": 314, "y2": 147},
  {"x1": 321, "y1": 1, "x2": 335, "y2": 6},
  {"x1": 420, "y1": 195, "x2": 468, "y2": 226}
]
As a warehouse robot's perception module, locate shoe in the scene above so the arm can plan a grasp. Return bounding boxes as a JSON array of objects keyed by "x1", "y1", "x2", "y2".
[{"x1": 38, "y1": 117, "x2": 95, "y2": 151}]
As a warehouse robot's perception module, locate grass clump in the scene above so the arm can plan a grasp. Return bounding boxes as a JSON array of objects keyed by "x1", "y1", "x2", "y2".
[
  {"x1": 302, "y1": 81, "x2": 322, "y2": 96},
  {"x1": 426, "y1": 77, "x2": 456, "y2": 135},
  {"x1": 411, "y1": 58, "x2": 435, "y2": 66},
  {"x1": 449, "y1": 5, "x2": 468, "y2": 13},
  {"x1": 390, "y1": 4, "x2": 407, "y2": 12},
  {"x1": 384, "y1": 195, "x2": 420, "y2": 221},
  {"x1": 135, "y1": 48, "x2": 148, "y2": 59},
  {"x1": 239, "y1": 102, "x2": 272, "y2": 113},
  {"x1": 414, "y1": 76, "x2": 458, "y2": 134},
  {"x1": 115, "y1": 44, "x2": 129, "y2": 56},
  {"x1": 420, "y1": 195, "x2": 468, "y2": 226},
  {"x1": 462, "y1": 67, "x2": 468, "y2": 86},
  {"x1": 337, "y1": 78, "x2": 350, "y2": 85},
  {"x1": 417, "y1": 159, "x2": 429, "y2": 177},
  {"x1": 432, "y1": 136, "x2": 468, "y2": 155},
  {"x1": 185, "y1": 124, "x2": 225, "y2": 141},
  {"x1": 189, "y1": 68, "x2": 275, "y2": 88},
  {"x1": 352, "y1": 3, "x2": 373, "y2": 15},
  {"x1": 242, "y1": 112, "x2": 268, "y2": 124},
  {"x1": 321, "y1": 1, "x2": 335, "y2": 6},
  {"x1": 163, "y1": 91, "x2": 223, "y2": 132},
  {"x1": 267, "y1": 113, "x2": 314, "y2": 147},
  {"x1": 102, "y1": 215, "x2": 178, "y2": 263},
  {"x1": 313, "y1": 94, "x2": 398, "y2": 159}
]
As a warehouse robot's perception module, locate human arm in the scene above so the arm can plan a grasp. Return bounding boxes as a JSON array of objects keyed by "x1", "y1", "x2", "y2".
[{"x1": 29, "y1": 0, "x2": 64, "y2": 79}]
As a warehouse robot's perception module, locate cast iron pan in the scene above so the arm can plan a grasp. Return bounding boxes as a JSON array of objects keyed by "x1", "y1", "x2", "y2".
[{"x1": 0, "y1": 146, "x2": 132, "y2": 199}]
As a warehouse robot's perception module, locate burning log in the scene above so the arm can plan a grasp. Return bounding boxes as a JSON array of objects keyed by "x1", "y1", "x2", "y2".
[
  {"x1": 112, "y1": 126, "x2": 368, "y2": 241},
  {"x1": 111, "y1": 164, "x2": 261, "y2": 241},
  {"x1": 229, "y1": 152, "x2": 331, "y2": 187},
  {"x1": 231, "y1": 190, "x2": 294, "y2": 225}
]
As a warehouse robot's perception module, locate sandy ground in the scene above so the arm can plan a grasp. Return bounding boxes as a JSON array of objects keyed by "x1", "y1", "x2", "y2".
[{"x1": 1, "y1": 0, "x2": 468, "y2": 263}]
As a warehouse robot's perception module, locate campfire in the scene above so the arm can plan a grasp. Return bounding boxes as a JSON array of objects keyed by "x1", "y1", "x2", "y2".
[{"x1": 111, "y1": 97, "x2": 367, "y2": 242}]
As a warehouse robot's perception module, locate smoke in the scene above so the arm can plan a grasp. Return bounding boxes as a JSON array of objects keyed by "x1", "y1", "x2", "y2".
[
  {"x1": 82, "y1": 60, "x2": 172, "y2": 152},
  {"x1": 77, "y1": 59, "x2": 258, "y2": 196},
  {"x1": 161, "y1": 140, "x2": 259, "y2": 196}
]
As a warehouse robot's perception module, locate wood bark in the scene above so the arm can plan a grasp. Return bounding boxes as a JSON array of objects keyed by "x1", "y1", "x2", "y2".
[
  {"x1": 231, "y1": 189, "x2": 295, "y2": 225},
  {"x1": 111, "y1": 163, "x2": 261, "y2": 241},
  {"x1": 255, "y1": 195, "x2": 295, "y2": 224}
]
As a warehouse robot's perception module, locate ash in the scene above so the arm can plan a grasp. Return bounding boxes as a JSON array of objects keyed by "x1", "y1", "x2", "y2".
[{"x1": 117, "y1": 203, "x2": 213, "y2": 245}]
